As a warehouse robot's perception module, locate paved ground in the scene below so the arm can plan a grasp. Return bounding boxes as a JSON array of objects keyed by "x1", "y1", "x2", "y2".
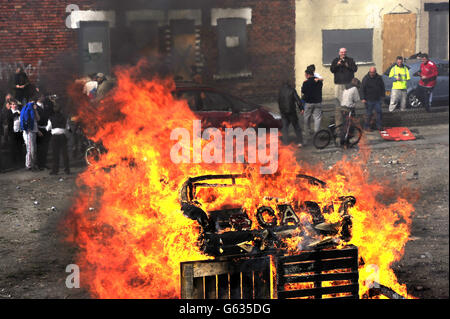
[{"x1": 0, "y1": 123, "x2": 448, "y2": 299}]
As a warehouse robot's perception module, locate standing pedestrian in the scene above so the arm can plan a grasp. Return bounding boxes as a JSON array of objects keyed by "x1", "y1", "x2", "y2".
[
  {"x1": 278, "y1": 80, "x2": 304, "y2": 147},
  {"x1": 1, "y1": 93, "x2": 14, "y2": 149},
  {"x1": 46, "y1": 103, "x2": 70, "y2": 175},
  {"x1": 330, "y1": 48, "x2": 358, "y2": 127},
  {"x1": 338, "y1": 78, "x2": 361, "y2": 144},
  {"x1": 301, "y1": 69, "x2": 323, "y2": 142},
  {"x1": 36, "y1": 94, "x2": 53, "y2": 170},
  {"x1": 20, "y1": 96, "x2": 41, "y2": 171},
  {"x1": 306, "y1": 64, "x2": 324, "y2": 82},
  {"x1": 388, "y1": 56, "x2": 410, "y2": 112},
  {"x1": 5, "y1": 100, "x2": 24, "y2": 168},
  {"x1": 361, "y1": 67, "x2": 385, "y2": 131},
  {"x1": 416, "y1": 53, "x2": 438, "y2": 112},
  {"x1": 13, "y1": 67, "x2": 31, "y2": 105}
]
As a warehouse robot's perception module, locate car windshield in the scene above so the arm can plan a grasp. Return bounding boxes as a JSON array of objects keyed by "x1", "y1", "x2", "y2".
[
  {"x1": 174, "y1": 88, "x2": 259, "y2": 112},
  {"x1": 226, "y1": 94, "x2": 259, "y2": 112}
]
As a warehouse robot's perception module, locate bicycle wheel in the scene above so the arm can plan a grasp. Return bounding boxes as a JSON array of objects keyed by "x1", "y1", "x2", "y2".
[
  {"x1": 346, "y1": 126, "x2": 362, "y2": 147},
  {"x1": 85, "y1": 146, "x2": 101, "y2": 166},
  {"x1": 313, "y1": 129, "x2": 332, "y2": 149}
]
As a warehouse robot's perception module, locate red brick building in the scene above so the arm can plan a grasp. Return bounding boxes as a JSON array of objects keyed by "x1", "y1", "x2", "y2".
[{"x1": 0, "y1": 0, "x2": 295, "y2": 103}]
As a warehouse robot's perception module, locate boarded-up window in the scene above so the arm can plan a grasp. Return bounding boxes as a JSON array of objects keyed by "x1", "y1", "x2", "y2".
[
  {"x1": 322, "y1": 29, "x2": 373, "y2": 64},
  {"x1": 129, "y1": 20, "x2": 160, "y2": 57},
  {"x1": 79, "y1": 21, "x2": 111, "y2": 76},
  {"x1": 428, "y1": 10, "x2": 449, "y2": 60},
  {"x1": 382, "y1": 13, "x2": 416, "y2": 71},
  {"x1": 217, "y1": 18, "x2": 249, "y2": 77},
  {"x1": 170, "y1": 19, "x2": 197, "y2": 81}
]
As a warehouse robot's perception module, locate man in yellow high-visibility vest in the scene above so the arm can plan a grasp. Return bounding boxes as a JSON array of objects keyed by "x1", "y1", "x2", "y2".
[{"x1": 388, "y1": 56, "x2": 410, "y2": 112}]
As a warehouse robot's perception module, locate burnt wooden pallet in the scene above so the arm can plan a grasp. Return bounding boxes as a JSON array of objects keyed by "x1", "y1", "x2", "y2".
[
  {"x1": 277, "y1": 245, "x2": 359, "y2": 299},
  {"x1": 181, "y1": 256, "x2": 271, "y2": 299},
  {"x1": 181, "y1": 246, "x2": 359, "y2": 299}
]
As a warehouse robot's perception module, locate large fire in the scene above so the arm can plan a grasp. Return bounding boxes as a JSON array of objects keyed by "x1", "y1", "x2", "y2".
[{"x1": 65, "y1": 63, "x2": 417, "y2": 299}]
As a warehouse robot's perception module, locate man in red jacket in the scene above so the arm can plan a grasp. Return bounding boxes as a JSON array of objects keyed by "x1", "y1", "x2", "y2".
[{"x1": 417, "y1": 53, "x2": 438, "y2": 112}]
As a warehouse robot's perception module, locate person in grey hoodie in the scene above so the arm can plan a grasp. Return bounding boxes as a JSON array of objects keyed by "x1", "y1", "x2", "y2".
[{"x1": 337, "y1": 78, "x2": 361, "y2": 144}]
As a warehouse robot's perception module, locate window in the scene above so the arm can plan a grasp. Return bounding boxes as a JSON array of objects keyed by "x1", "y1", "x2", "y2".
[
  {"x1": 215, "y1": 17, "x2": 250, "y2": 79},
  {"x1": 322, "y1": 29, "x2": 373, "y2": 64}
]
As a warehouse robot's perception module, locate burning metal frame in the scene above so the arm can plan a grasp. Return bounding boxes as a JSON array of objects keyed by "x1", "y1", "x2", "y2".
[
  {"x1": 178, "y1": 173, "x2": 407, "y2": 299},
  {"x1": 179, "y1": 173, "x2": 354, "y2": 257}
]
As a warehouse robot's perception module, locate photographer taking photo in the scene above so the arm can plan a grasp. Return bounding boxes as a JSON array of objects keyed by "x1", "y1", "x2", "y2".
[{"x1": 330, "y1": 48, "x2": 358, "y2": 128}]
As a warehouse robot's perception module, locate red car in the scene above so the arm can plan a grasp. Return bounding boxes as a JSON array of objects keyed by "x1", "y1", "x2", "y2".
[{"x1": 173, "y1": 82, "x2": 282, "y2": 129}]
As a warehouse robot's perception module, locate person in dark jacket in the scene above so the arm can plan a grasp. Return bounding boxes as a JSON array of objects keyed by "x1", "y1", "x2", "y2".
[
  {"x1": 36, "y1": 94, "x2": 54, "y2": 170},
  {"x1": 361, "y1": 67, "x2": 385, "y2": 131},
  {"x1": 5, "y1": 100, "x2": 24, "y2": 168},
  {"x1": 13, "y1": 67, "x2": 31, "y2": 105},
  {"x1": 46, "y1": 103, "x2": 70, "y2": 175},
  {"x1": 330, "y1": 48, "x2": 358, "y2": 128},
  {"x1": 301, "y1": 69, "x2": 323, "y2": 139},
  {"x1": 278, "y1": 80, "x2": 304, "y2": 147}
]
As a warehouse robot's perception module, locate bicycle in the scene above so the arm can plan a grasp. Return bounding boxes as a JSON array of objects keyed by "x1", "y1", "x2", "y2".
[
  {"x1": 69, "y1": 118, "x2": 106, "y2": 166},
  {"x1": 313, "y1": 108, "x2": 362, "y2": 149},
  {"x1": 84, "y1": 139, "x2": 106, "y2": 166}
]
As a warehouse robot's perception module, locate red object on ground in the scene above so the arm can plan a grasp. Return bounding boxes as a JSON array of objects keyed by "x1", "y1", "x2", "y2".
[{"x1": 379, "y1": 127, "x2": 416, "y2": 141}]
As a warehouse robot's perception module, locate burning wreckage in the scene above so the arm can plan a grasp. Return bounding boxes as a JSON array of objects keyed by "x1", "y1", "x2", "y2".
[
  {"x1": 179, "y1": 173, "x2": 406, "y2": 299},
  {"x1": 180, "y1": 173, "x2": 354, "y2": 257}
]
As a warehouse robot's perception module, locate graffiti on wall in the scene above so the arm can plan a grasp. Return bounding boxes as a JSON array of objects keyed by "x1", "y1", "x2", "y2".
[{"x1": 0, "y1": 60, "x2": 42, "y2": 82}]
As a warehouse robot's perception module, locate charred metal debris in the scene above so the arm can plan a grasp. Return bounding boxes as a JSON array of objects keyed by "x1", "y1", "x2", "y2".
[{"x1": 179, "y1": 173, "x2": 356, "y2": 257}]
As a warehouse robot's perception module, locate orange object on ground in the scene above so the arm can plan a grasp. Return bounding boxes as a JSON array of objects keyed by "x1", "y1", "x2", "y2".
[{"x1": 379, "y1": 127, "x2": 416, "y2": 141}]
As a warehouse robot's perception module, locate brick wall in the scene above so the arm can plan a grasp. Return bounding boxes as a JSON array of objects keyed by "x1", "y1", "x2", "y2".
[
  {"x1": 0, "y1": 0, "x2": 295, "y2": 104},
  {"x1": 0, "y1": 0, "x2": 98, "y2": 98}
]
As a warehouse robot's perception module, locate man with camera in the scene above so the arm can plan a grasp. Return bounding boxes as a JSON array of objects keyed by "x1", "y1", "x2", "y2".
[{"x1": 330, "y1": 48, "x2": 358, "y2": 127}]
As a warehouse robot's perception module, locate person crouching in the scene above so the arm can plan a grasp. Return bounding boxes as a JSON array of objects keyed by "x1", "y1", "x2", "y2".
[{"x1": 46, "y1": 103, "x2": 70, "y2": 175}]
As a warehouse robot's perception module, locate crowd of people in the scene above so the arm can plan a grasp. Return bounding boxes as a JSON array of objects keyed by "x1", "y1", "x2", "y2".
[
  {"x1": 0, "y1": 51, "x2": 440, "y2": 171},
  {"x1": 277, "y1": 48, "x2": 439, "y2": 147},
  {"x1": 0, "y1": 68, "x2": 116, "y2": 174},
  {"x1": 0, "y1": 68, "x2": 71, "y2": 174}
]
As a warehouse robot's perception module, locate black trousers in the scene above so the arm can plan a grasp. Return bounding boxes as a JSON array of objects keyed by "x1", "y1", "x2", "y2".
[
  {"x1": 281, "y1": 112, "x2": 303, "y2": 145},
  {"x1": 51, "y1": 134, "x2": 70, "y2": 173},
  {"x1": 9, "y1": 132, "x2": 24, "y2": 167},
  {"x1": 37, "y1": 128, "x2": 51, "y2": 168},
  {"x1": 416, "y1": 85, "x2": 434, "y2": 112}
]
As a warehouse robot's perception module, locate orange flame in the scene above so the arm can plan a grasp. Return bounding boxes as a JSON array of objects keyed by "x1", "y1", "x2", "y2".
[{"x1": 65, "y1": 63, "x2": 417, "y2": 299}]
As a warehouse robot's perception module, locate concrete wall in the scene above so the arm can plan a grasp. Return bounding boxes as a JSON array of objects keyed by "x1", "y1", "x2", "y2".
[{"x1": 294, "y1": 0, "x2": 448, "y2": 99}]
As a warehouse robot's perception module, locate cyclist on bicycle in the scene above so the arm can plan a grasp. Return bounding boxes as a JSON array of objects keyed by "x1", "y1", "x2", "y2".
[{"x1": 338, "y1": 78, "x2": 361, "y2": 145}]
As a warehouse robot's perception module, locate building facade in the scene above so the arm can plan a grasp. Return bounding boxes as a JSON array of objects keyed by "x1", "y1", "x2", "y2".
[
  {"x1": 0, "y1": 0, "x2": 296, "y2": 104},
  {"x1": 295, "y1": 0, "x2": 449, "y2": 99},
  {"x1": 0, "y1": 0, "x2": 447, "y2": 103}
]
